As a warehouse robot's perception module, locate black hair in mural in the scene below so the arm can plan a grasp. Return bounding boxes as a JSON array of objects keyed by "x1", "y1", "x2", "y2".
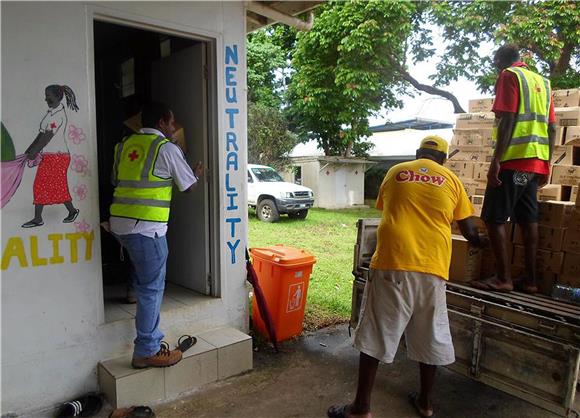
[{"x1": 46, "y1": 85, "x2": 79, "y2": 112}]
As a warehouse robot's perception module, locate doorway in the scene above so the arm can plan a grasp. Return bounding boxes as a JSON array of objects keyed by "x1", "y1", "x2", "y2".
[{"x1": 93, "y1": 20, "x2": 217, "y2": 322}]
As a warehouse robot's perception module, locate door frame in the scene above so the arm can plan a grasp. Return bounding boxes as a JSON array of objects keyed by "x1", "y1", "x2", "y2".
[{"x1": 87, "y1": 6, "x2": 222, "y2": 325}]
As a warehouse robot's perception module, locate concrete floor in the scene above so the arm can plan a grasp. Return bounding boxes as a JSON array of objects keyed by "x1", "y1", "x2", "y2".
[{"x1": 149, "y1": 324, "x2": 559, "y2": 418}]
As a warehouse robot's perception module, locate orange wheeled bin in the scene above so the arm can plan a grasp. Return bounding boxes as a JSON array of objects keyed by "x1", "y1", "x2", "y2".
[{"x1": 250, "y1": 245, "x2": 316, "y2": 342}]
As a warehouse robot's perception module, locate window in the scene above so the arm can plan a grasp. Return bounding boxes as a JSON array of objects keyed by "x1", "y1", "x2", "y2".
[
  {"x1": 247, "y1": 170, "x2": 253, "y2": 183},
  {"x1": 251, "y1": 167, "x2": 283, "y2": 182}
]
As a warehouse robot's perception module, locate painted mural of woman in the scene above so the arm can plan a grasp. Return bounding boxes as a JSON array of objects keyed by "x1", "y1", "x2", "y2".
[{"x1": 21, "y1": 85, "x2": 80, "y2": 228}]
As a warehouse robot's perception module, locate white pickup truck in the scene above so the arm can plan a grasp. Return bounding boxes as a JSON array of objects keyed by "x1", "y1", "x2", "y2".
[{"x1": 247, "y1": 164, "x2": 315, "y2": 222}]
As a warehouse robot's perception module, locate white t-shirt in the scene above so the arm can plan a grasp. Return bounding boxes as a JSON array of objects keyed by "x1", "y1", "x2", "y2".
[
  {"x1": 40, "y1": 103, "x2": 68, "y2": 153},
  {"x1": 109, "y1": 128, "x2": 197, "y2": 237}
]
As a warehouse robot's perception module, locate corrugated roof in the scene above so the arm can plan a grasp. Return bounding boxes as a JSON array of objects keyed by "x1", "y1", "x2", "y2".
[{"x1": 369, "y1": 117, "x2": 453, "y2": 132}]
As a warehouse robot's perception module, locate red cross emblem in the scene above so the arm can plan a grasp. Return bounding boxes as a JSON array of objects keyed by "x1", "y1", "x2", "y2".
[
  {"x1": 50, "y1": 122, "x2": 57, "y2": 129},
  {"x1": 128, "y1": 150, "x2": 139, "y2": 161}
]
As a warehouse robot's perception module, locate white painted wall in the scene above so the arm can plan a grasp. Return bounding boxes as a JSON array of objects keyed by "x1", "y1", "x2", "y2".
[
  {"x1": 1, "y1": 2, "x2": 248, "y2": 415},
  {"x1": 295, "y1": 161, "x2": 366, "y2": 209}
]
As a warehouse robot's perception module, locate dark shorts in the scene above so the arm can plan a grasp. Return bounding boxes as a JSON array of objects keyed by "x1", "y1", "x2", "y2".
[{"x1": 480, "y1": 170, "x2": 539, "y2": 224}]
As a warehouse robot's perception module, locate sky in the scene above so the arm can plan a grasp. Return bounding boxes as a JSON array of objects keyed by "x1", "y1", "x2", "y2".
[{"x1": 369, "y1": 26, "x2": 495, "y2": 127}]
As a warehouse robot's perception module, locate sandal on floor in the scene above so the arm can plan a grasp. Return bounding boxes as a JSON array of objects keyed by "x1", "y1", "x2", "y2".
[
  {"x1": 56, "y1": 392, "x2": 104, "y2": 417},
  {"x1": 109, "y1": 406, "x2": 155, "y2": 418},
  {"x1": 177, "y1": 335, "x2": 197, "y2": 353},
  {"x1": 408, "y1": 392, "x2": 434, "y2": 418},
  {"x1": 327, "y1": 404, "x2": 351, "y2": 418}
]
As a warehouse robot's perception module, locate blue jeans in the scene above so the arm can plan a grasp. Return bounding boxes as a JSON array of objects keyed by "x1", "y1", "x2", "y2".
[{"x1": 115, "y1": 233, "x2": 168, "y2": 358}]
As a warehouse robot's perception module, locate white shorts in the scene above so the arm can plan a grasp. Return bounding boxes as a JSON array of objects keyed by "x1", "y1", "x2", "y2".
[{"x1": 353, "y1": 269, "x2": 455, "y2": 366}]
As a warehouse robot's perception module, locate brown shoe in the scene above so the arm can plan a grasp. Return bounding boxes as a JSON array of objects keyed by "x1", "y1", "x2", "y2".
[{"x1": 131, "y1": 342, "x2": 182, "y2": 369}]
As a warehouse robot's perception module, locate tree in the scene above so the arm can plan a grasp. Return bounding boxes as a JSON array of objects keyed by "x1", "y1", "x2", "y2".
[
  {"x1": 247, "y1": 102, "x2": 299, "y2": 171},
  {"x1": 429, "y1": 1, "x2": 580, "y2": 91},
  {"x1": 287, "y1": 1, "x2": 415, "y2": 156},
  {"x1": 246, "y1": 29, "x2": 287, "y2": 108}
]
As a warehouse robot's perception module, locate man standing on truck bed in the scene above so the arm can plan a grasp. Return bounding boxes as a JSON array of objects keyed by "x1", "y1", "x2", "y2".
[
  {"x1": 471, "y1": 44, "x2": 556, "y2": 294},
  {"x1": 327, "y1": 136, "x2": 486, "y2": 418}
]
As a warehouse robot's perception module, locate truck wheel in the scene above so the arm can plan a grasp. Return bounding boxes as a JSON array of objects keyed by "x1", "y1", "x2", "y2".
[
  {"x1": 257, "y1": 199, "x2": 280, "y2": 223},
  {"x1": 288, "y1": 209, "x2": 308, "y2": 220}
]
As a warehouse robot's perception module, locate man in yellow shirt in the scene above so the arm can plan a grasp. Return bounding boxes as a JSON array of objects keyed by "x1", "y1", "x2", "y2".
[{"x1": 327, "y1": 136, "x2": 486, "y2": 418}]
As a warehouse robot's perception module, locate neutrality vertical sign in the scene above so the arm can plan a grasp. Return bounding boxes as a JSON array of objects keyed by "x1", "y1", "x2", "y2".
[{"x1": 224, "y1": 45, "x2": 241, "y2": 264}]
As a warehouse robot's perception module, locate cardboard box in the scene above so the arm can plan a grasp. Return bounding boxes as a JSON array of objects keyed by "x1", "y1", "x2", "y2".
[
  {"x1": 460, "y1": 178, "x2": 488, "y2": 196},
  {"x1": 513, "y1": 245, "x2": 564, "y2": 274},
  {"x1": 553, "y1": 89, "x2": 580, "y2": 108},
  {"x1": 555, "y1": 107, "x2": 580, "y2": 127},
  {"x1": 551, "y1": 164, "x2": 580, "y2": 187},
  {"x1": 563, "y1": 209, "x2": 580, "y2": 253},
  {"x1": 552, "y1": 145, "x2": 572, "y2": 165},
  {"x1": 538, "y1": 200, "x2": 575, "y2": 227},
  {"x1": 538, "y1": 184, "x2": 563, "y2": 201},
  {"x1": 468, "y1": 98, "x2": 495, "y2": 113},
  {"x1": 570, "y1": 186, "x2": 580, "y2": 206},
  {"x1": 448, "y1": 146, "x2": 493, "y2": 163},
  {"x1": 124, "y1": 112, "x2": 187, "y2": 153},
  {"x1": 564, "y1": 126, "x2": 580, "y2": 146},
  {"x1": 455, "y1": 112, "x2": 496, "y2": 129},
  {"x1": 513, "y1": 224, "x2": 566, "y2": 252},
  {"x1": 449, "y1": 235, "x2": 482, "y2": 282},
  {"x1": 559, "y1": 252, "x2": 580, "y2": 288},
  {"x1": 473, "y1": 162, "x2": 490, "y2": 182},
  {"x1": 446, "y1": 161, "x2": 474, "y2": 178},
  {"x1": 471, "y1": 195, "x2": 485, "y2": 217},
  {"x1": 452, "y1": 129, "x2": 494, "y2": 147}
]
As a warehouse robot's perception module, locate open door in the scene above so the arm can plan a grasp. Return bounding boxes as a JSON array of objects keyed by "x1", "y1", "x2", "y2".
[{"x1": 151, "y1": 43, "x2": 210, "y2": 295}]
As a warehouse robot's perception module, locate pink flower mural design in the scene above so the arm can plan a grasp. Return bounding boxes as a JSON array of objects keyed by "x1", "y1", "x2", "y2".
[
  {"x1": 74, "y1": 219, "x2": 91, "y2": 233},
  {"x1": 68, "y1": 125, "x2": 86, "y2": 145},
  {"x1": 71, "y1": 154, "x2": 89, "y2": 177},
  {"x1": 73, "y1": 183, "x2": 88, "y2": 201}
]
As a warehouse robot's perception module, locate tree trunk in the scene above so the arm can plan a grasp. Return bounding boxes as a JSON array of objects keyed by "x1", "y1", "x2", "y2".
[
  {"x1": 552, "y1": 42, "x2": 574, "y2": 78},
  {"x1": 390, "y1": 59, "x2": 466, "y2": 114}
]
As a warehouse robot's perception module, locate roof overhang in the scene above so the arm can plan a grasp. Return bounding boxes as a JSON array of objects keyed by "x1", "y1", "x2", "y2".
[{"x1": 246, "y1": 1, "x2": 322, "y2": 33}]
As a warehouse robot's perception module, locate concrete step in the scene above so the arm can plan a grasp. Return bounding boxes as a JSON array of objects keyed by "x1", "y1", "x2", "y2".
[{"x1": 98, "y1": 327, "x2": 252, "y2": 408}]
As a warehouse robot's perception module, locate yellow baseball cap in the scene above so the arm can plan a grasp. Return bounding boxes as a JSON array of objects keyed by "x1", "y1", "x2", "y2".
[{"x1": 419, "y1": 135, "x2": 449, "y2": 156}]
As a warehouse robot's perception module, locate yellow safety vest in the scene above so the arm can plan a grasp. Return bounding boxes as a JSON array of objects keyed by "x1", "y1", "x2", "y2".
[
  {"x1": 110, "y1": 134, "x2": 173, "y2": 222},
  {"x1": 492, "y1": 66, "x2": 551, "y2": 162}
]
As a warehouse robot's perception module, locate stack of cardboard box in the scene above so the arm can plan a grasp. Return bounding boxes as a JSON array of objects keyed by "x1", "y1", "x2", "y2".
[
  {"x1": 448, "y1": 88, "x2": 580, "y2": 292},
  {"x1": 548, "y1": 88, "x2": 580, "y2": 202}
]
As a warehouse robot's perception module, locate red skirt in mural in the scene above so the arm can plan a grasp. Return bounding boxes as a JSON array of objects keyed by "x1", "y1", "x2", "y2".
[{"x1": 33, "y1": 152, "x2": 72, "y2": 205}]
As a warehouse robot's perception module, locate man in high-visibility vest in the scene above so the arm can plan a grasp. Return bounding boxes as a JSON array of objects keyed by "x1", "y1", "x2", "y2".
[
  {"x1": 109, "y1": 102, "x2": 203, "y2": 368},
  {"x1": 471, "y1": 45, "x2": 556, "y2": 293}
]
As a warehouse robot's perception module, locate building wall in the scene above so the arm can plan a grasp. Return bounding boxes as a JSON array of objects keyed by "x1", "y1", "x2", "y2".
[
  {"x1": 1, "y1": 2, "x2": 248, "y2": 415},
  {"x1": 302, "y1": 161, "x2": 320, "y2": 204},
  {"x1": 315, "y1": 163, "x2": 365, "y2": 209}
]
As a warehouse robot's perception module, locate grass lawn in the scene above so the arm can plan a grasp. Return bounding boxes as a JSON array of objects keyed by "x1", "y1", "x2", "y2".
[{"x1": 248, "y1": 206, "x2": 381, "y2": 331}]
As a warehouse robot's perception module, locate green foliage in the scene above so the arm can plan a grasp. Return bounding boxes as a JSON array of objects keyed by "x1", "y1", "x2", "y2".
[
  {"x1": 1, "y1": 122, "x2": 16, "y2": 162},
  {"x1": 287, "y1": 0, "x2": 415, "y2": 156},
  {"x1": 430, "y1": 1, "x2": 580, "y2": 92},
  {"x1": 247, "y1": 30, "x2": 287, "y2": 108},
  {"x1": 248, "y1": 206, "x2": 382, "y2": 324},
  {"x1": 247, "y1": 102, "x2": 299, "y2": 171}
]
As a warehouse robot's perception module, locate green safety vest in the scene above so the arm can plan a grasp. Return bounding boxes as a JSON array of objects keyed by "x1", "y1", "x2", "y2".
[
  {"x1": 110, "y1": 133, "x2": 173, "y2": 222},
  {"x1": 492, "y1": 66, "x2": 551, "y2": 162}
]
